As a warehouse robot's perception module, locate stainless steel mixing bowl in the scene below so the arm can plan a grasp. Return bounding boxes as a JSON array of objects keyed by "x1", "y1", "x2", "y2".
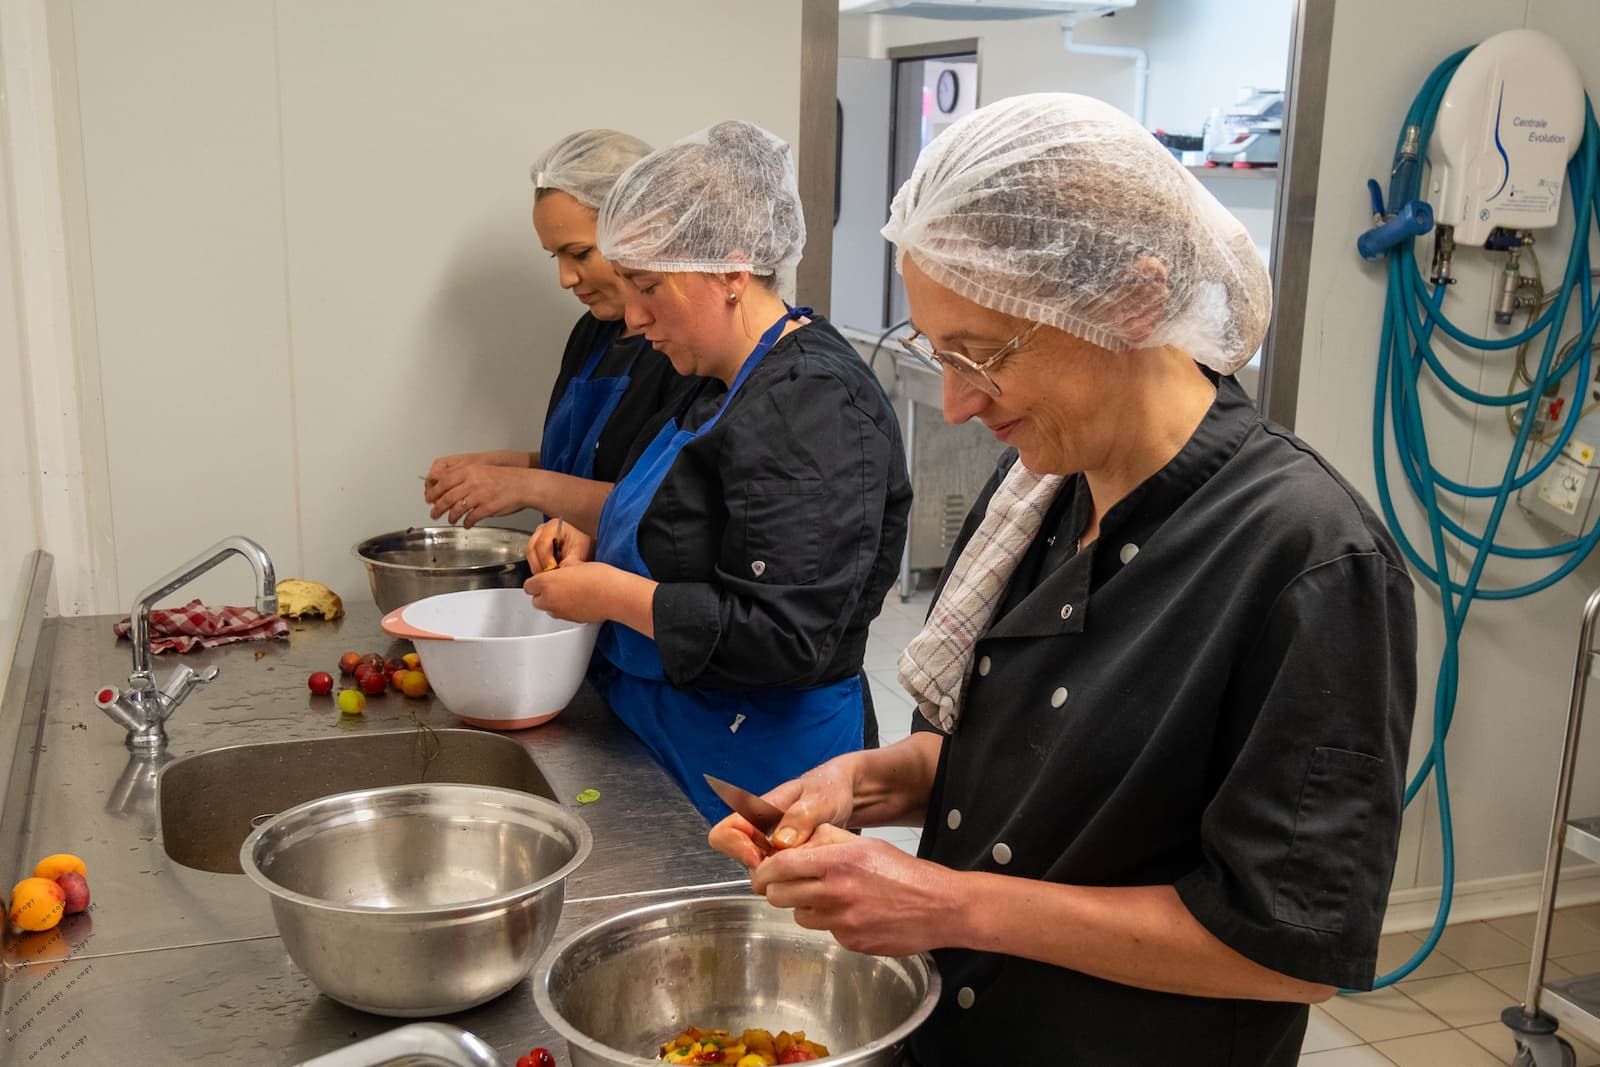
[
  {"x1": 534, "y1": 894, "x2": 940, "y2": 1067},
  {"x1": 241, "y1": 783, "x2": 591, "y2": 1017},
  {"x1": 353, "y1": 526, "x2": 533, "y2": 613}
]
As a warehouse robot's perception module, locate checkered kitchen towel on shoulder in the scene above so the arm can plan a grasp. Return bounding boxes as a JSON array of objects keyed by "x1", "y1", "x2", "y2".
[
  {"x1": 898, "y1": 461, "x2": 1065, "y2": 732},
  {"x1": 113, "y1": 599, "x2": 288, "y2": 653}
]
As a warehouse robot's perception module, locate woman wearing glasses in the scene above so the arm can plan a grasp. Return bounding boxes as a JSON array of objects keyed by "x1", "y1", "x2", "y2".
[
  {"x1": 522, "y1": 121, "x2": 911, "y2": 822},
  {"x1": 711, "y1": 95, "x2": 1417, "y2": 1065}
]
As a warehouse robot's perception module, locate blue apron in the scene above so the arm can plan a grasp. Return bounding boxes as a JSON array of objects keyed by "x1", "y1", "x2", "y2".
[
  {"x1": 591, "y1": 308, "x2": 864, "y2": 822},
  {"x1": 539, "y1": 323, "x2": 637, "y2": 479}
]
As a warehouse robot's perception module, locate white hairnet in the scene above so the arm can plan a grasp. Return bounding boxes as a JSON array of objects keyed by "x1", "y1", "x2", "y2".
[
  {"x1": 881, "y1": 93, "x2": 1271, "y2": 374},
  {"x1": 597, "y1": 120, "x2": 806, "y2": 279},
  {"x1": 530, "y1": 129, "x2": 653, "y2": 211}
]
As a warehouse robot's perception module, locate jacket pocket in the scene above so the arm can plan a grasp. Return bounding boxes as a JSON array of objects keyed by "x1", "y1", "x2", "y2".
[
  {"x1": 724, "y1": 478, "x2": 825, "y2": 586},
  {"x1": 1272, "y1": 745, "x2": 1382, "y2": 933}
]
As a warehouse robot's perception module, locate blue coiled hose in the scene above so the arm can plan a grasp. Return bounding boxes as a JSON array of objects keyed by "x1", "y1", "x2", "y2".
[{"x1": 1366, "y1": 48, "x2": 1600, "y2": 987}]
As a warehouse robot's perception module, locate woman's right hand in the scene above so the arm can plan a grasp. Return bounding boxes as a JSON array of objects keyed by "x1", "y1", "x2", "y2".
[
  {"x1": 526, "y1": 519, "x2": 595, "y2": 573},
  {"x1": 424, "y1": 451, "x2": 532, "y2": 505},
  {"x1": 708, "y1": 758, "x2": 857, "y2": 872},
  {"x1": 423, "y1": 452, "x2": 488, "y2": 503}
]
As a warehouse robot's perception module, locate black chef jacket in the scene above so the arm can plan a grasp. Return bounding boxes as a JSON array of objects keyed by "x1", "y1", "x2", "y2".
[
  {"x1": 544, "y1": 313, "x2": 698, "y2": 484},
  {"x1": 908, "y1": 374, "x2": 1418, "y2": 1067},
  {"x1": 622, "y1": 317, "x2": 912, "y2": 696}
]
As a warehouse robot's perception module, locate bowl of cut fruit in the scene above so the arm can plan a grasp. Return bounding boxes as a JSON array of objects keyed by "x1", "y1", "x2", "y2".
[
  {"x1": 381, "y1": 587, "x2": 598, "y2": 730},
  {"x1": 533, "y1": 894, "x2": 940, "y2": 1067}
]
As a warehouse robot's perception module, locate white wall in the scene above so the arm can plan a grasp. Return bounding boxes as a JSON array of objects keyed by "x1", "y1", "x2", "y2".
[
  {"x1": 50, "y1": 0, "x2": 807, "y2": 613},
  {"x1": 1294, "y1": 0, "x2": 1600, "y2": 902},
  {"x1": 837, "y1": 0, "x2": 1289, "y2": 285},
  {"x1": 0, "y1": 87, "x2": 46, "y2": 683},
  {"x1": 0, "y1": 2, "x2": 56, "y2": 679}
]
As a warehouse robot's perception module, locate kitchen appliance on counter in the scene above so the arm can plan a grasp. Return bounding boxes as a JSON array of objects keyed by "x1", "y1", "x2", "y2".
[{"x1": 1204, "y1": 88, "x2": 1284, "y2": 168}]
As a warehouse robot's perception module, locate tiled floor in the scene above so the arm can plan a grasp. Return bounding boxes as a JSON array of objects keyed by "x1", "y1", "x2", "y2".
[
  {"x1": 1304, "y1": 910, "x2": 1600, "y2": 1065},
  {"x1": 863, "y1": 591, "x2": 1600, "y2": 1066}
]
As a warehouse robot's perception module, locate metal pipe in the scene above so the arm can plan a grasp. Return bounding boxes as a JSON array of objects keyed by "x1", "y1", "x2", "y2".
[
  {"x1": 1061, "y1": 21, "x2": 1148, "y2": 127},
  {"x1": 129, "y1": 536, "x2": 277, "y2": 681}
]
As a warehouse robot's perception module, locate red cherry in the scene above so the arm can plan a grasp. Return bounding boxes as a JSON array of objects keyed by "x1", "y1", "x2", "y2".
[
  {"x1": 359, "y1": 671, "x2": 387, "y2": 695},
  {"x1": 307, "y1": 671, "x2": 334, "y2": 695}
]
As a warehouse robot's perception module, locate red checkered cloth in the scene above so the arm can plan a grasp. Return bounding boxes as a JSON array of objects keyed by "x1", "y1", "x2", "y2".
[{"x1": 112, "y1": 599, "x2": 288, "y2": 653}]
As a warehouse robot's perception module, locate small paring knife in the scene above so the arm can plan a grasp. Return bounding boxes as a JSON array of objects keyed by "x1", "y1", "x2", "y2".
[{"x1": 704, "y1": 773, "x2": 787, "y2": 844}]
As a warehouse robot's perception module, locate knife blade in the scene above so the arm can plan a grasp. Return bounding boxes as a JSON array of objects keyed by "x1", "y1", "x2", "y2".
[{"x1": 703, "y1": 773, "x2": 787, "y2": 838}]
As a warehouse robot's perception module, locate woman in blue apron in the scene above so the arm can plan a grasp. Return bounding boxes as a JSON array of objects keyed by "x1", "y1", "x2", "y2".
[
  {"x1": 523, "y1": 122, "x2": 911, "y2": 822},
  {"x1": 424, "y1": 130, "x2": 696, "y2": 524}
]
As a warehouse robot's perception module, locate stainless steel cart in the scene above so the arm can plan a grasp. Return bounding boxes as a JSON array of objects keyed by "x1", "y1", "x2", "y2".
[
  {"x1": 887, "y1": 349, "x2": 1003, "y2": 599},
  {"x1": 1506, "y1": 586, "x2": 1600, "y2": 1066}
]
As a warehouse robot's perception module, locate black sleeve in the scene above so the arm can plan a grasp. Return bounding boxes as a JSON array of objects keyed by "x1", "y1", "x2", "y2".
[
  {"x1": 650, "y1": 365, "x2": 902, "y2": 689},
  {"x1": 1173, "y1": 552, "x2": 1417, "y2": 990}
]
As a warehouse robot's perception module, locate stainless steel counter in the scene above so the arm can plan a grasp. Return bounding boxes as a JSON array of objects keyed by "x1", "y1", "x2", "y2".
[{"x1": 0, "y1": 583, "x2": 747, "y2": 1066}]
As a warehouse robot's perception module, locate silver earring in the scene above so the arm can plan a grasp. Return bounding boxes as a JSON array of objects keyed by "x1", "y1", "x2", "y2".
[{"x1": 727, "y1": 292, "x2": 738, "y2": 304}]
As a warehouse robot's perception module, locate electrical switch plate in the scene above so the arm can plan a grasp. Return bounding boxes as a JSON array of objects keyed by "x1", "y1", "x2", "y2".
[{"x1": 1519, "y1": 436, "x2": 1600, "y2": 536}]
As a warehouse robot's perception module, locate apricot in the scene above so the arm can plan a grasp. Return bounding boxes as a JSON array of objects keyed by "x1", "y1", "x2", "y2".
[
  {"x1": 10, "y1": 878, "x2": 65, "y2": 932},
  {"x1": 33, "y1": 853, "x2": 86, "y2": 880},
  {"x1": 400, "y1": 670, "x2": 429, "y2": 699}
]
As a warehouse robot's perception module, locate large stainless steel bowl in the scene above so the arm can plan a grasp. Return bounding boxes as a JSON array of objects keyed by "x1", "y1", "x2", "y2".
[
  {"x1": 534, "y1": 895, "x2": 940, "y2": 1067},
  {"x1": 353, "y1": 526, "x2": 532, "y2": 613},
  {"x1": 241, "y1": 783, "x2": 591, "y2": 1017}
]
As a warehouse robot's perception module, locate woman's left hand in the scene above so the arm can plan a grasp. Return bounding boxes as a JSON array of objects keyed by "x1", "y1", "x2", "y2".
[
  {"x1": 752, "y1": 825, "x2": 962, "y2": 957},
  {"x1": 428, "y1": 464, "x2": 533, "y2": 527},
  {"x1": 523, "y1": 562, "x2": 623, "y2": 623}
]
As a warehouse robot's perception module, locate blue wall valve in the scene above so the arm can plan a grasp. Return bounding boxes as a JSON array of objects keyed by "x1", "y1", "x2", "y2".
[{"x1": 1358, "y1": 199, "x2": 1436, "y2": 261}]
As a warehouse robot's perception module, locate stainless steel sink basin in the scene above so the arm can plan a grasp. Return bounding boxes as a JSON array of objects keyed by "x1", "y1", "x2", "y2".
[{"x1": 160, "y1": 728, "x2": 556, "y2": 874}]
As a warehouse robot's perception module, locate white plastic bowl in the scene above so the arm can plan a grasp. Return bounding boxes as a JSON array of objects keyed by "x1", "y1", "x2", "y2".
[{"x1": 381, "y1": 587, "x2": 599, "y2": 730}]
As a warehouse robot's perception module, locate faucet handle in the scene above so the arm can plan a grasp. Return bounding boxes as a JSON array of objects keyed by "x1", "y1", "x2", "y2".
[{"x1": 159, "y1": 664, "x2": 218, "y2": 705}]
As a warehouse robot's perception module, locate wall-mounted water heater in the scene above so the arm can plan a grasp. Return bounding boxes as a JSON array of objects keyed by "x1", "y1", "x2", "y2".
[{"x1": 1429, "y1": 28, "x2": 1585, "y2": 247}]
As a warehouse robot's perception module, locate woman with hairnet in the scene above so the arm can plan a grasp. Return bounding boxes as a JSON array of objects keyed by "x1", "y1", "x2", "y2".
[
  {"x1": 425, "y1": 129, "x2": 697, "y2": 523},
  {"x1": 709, "y1": 94, "x2": 1417, "y2": 1064},
  {"x1": 523, "y1": 121, "x2": 911, "y2": 821}
]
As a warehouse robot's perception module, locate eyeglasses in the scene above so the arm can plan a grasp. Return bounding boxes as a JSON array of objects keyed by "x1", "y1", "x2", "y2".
[{"x1": 896, "y1": 322, "x2": 1043, "y2": 398}]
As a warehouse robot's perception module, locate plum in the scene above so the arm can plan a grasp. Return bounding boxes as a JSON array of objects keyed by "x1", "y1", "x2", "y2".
[{"x1": 56, "y1": 873, "x2": 89, "y2": 916}]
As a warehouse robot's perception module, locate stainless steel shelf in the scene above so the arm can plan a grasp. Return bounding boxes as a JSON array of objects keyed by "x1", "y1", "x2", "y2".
[
  {"x1": 1566, "y1": 815, "x2": 1600, "y2": 865},
  {"x1": 1544, "y1": 976, "x2": 1600, "y2": 1050},
  {"x1": 1187, "y1": 164, "x2": 1279, "y2": 180}
]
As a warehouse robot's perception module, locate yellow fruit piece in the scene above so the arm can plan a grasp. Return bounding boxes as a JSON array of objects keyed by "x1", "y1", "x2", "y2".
[
  {"x1": 33, "y1": 854, "x2": 86, "y2": 880},
  {"x1": 10, "y1": 878, "x2": 65, "y2": 932},
  {"x1": 399, "y1": 670, "x2": 429, "y2": 699},
  {"x1": 274, "y1": 578, "x2": 344, "y2": 620},
  {"x1": 401, "y1": 652, "x2": 421, "y2": 670},
  {"x1": 337, "y1": 689, "x2": 367, "y2": 715}
]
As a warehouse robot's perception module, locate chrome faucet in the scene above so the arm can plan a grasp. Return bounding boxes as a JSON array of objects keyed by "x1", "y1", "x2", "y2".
[{"x1": 97, "y1": 536, "x2": 277, "y2": 751}]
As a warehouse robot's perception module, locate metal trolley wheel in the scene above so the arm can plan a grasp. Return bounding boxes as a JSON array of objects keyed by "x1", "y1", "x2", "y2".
[{"x1": 1511, "y1": 1033, "x2": 1576, "y2": 1067}]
